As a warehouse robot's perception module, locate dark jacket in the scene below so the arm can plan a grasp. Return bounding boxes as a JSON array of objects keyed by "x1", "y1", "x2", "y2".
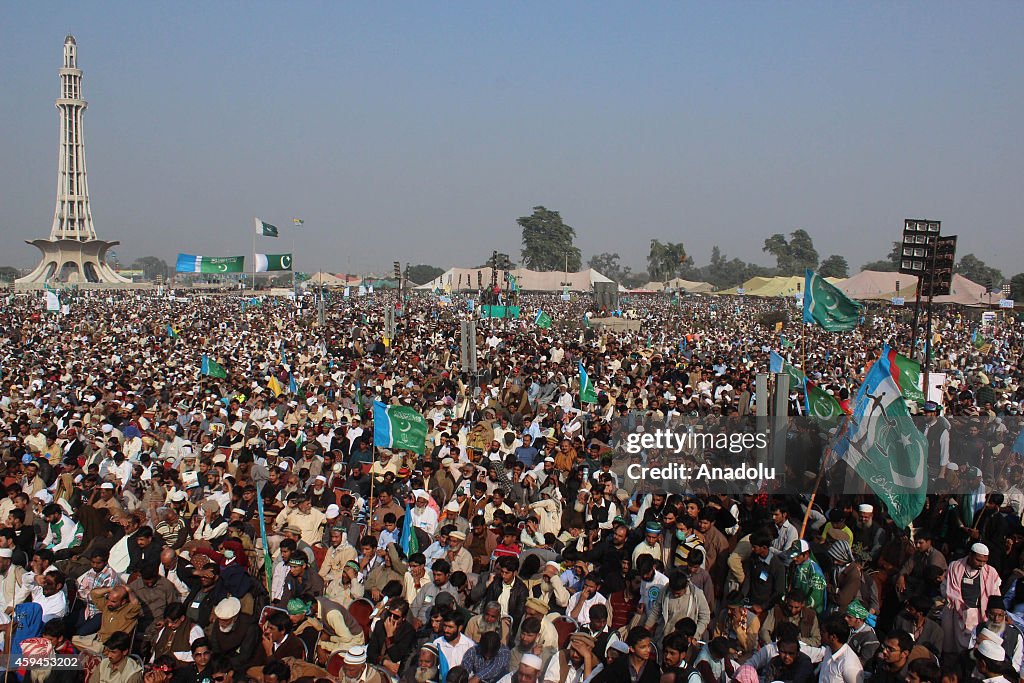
[
  {"x1": 480, "y1": 576, "x2": 528, "y2": 636},
  {"x1": 184, "y1": 579, "x2": 231, "y2": 629},
  {"x1": 368, "y1": 618, "x2": 417, "y2": 670},
  {"x1": 596, "y1": 655, "x2": 661, "y2": 683},
  {"x1": 206, "y1": 612, "x2": 260, "y2": 676},
  {"x1": 742, "y1": 552, "x2": 787, "y2": 610}
]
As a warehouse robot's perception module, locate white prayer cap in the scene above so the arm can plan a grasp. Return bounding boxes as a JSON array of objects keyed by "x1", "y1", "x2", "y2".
[
  {"x1": 857, "y1": 504, "x2": 873, "y2": 513},
  {"x1": 0, "y1": 549, "x2": 12, "y2": 558},
  {"x1": 343, "y1": 645, "x2": 367, "y2": 665},
  {"x1": 326, "y1": 504, "x2": 340, "y2": 518},
  {"x1": 971, "y1": 542, "x2": 991, "y2": 556},
  {"x1": 977, "y1": 639, "x2": 1005, "y2": 662},
  {"x1": 414, "y1": 490, "x2": 429, "y2": 500},
  {"x1": 520, "y1": 654, "x2": 543, "y2": 671}
]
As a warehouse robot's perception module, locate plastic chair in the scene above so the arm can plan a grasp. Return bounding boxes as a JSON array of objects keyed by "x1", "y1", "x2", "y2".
[
  {"x1": 326, "y1": 649, "x2": 346, "y2": 676},
  {"x1": 259, "y1": 605, "x2": 289, "y2": 626},
  {"x1": 551, "y1": 615, "x2": 577, "y2": 649},
  {"x1": 347, "y1": 598, "x2": 374, "y2": 636}
]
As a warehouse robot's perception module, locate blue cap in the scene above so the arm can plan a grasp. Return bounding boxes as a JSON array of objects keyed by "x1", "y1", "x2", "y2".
[{"x1": 21, "y1": 454, "x2": 34, "y2": 465}]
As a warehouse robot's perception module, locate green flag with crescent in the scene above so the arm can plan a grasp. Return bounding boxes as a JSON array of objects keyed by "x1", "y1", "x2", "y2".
[
  {"x1": 803, "y1": 269, "x2": 861, "y2": 332},
  {"x1": 255, "y1": 253, "x2": 293, "y2": 272},
  {"x1": 373, "y1": 401, "x2": 427, "y2": 454}
]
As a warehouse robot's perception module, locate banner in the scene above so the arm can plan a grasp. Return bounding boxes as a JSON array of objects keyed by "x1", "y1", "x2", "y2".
[{"x1": 176, "y1": 254, "x2": 245, "y2": 273}]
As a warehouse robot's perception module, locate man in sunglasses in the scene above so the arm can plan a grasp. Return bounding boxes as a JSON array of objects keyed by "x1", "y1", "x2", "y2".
[
  {"x1": 175, "y1": 637, "x2": 215, "y2": 683},
  {"x1": 367, "y1": 597, "x2": 417, "y2": 677}
]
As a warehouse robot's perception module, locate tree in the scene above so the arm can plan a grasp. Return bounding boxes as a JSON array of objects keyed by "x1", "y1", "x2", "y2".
[
  {"x1": 819, "y1": 255, "x2": 849, "y2": 279},
  {"x1": 956, "y1": 254, "x2": 1003, "y2": 290},
  {"x1": 861, "y1": 242, "x2": 900, "y2": 272},
  {"x1": 518, "y1": 207, "x2": 581, "y2": 272},
  {"x1": 762, "y1": 233, "x2": 792, "y2": 274},
  {"x1": 762, "y1": 230, "x2": 818, "y2": 275},
  {"x1": 0, "y1": 266, "x2": 20, "y2": 282},
  {"x1": 587, "y1": 252, "x2": 631, "y2": 283},
  {"x1": 1010, "y1": 273, "x2": 1024, "y2": 300},
  {"x1": 131, "y1": 256, "x2": 169, "y2": 281},
  {"x1": 787, "y1": 229, "x2": 819, "y2": 273},
  {"x1": 406, "y1": 264, "x2": 445, "y2": 285},
  {"x1": 647, "y1": 240, "x2": 690, "y2": 282}
]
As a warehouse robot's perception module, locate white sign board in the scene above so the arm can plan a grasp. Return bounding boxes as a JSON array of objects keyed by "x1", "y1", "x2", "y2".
[
  {"x1": 1000, "y1": 299, "x2": 1014, "y2": 309},
  {"x1": 892, "y1": 297, "x2": 905, "y2": 306},
  {"x1": 982, "y1": 312, "x2": 997, "y2": 324},
  {"x1": 926, "y1": 372, "x2": 947, "y2": 405}
]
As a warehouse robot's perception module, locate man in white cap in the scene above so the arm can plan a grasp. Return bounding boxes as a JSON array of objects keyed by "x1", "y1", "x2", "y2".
[
  {"x1": 339, "y1": 644, "x2": 386, "y2": 683},
  {"x1": 973, "y1": 639, "x2": 1012, "y2": 683},
  {"x1": 498, "y1": 652, "x2": 543, "y2": 683},
  {"x1": 968, "y1": 596, "x2": 1023, "y2": 675},
  {"x1": 410, "y1": 490, "x2": 439, "y2": 536},
  {"x1": 851, "y1": 504, "x2": 886, "y2": 563},
  {"x1": 0, "y1": 547, "x2": 28, "y2": 617},
  {"x1": 943, "y1": 542, "x2": 1002, "y2": 657},
  {"x1": 206, "y1": 596, "x2": 260, "y2": 675}
]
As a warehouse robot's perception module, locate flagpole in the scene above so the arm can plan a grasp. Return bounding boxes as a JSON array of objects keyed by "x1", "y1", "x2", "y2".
[
  {"x1": 252, "y1": 228, "x2": 256, "y2": 292},
  {"x1": 368, "y1": 443, "x2": 376, "y2": 526},
  {"x1": 799, "y1": 467, "x2": 825, "y2": 538}
]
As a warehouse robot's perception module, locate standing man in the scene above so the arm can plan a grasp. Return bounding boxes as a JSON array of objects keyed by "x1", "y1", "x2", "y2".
[{"x1": 943, "y1": 543, "x2": 1002, "y2": 658}]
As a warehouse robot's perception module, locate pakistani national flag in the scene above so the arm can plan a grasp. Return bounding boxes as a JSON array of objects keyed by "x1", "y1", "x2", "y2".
[
  {"x1": 803, "y1": 269, "x2": 861, "y2": 332},
  {"x1": 176, "y1": 254, "x2": 245, "y2": 273},
  {"x1": 883, "y1": 347, "x2": 924, "y2": 404},
  {"x1": 535, "y1": 310, "x2": 553, "y2": 329},
  {"x1": 579, "y1": 362, "x2": 599, "y2": 404},
  {"x1": 830, "y1": 344, "x2": 927, "y2": 528},
  {"x1": 373, "y1": 401, "x2": 427, "y2": 454},
  {"x1": 200, "y1": 355, "x2": 228, "y2": 379},
  {"x1": 255, "y1": 218, "x2": 279, "y2": 237},
  {"x1": 254, "y1": 253, "x2": 293, "y2": 272}
]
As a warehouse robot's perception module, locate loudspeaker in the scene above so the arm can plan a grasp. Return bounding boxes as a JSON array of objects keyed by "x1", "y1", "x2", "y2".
[{"x1": 593, "y1": 282, "x2": 619, "y2": 311}]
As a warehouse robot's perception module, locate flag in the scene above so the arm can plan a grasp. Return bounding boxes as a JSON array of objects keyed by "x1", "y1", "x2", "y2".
[
  {"x1": 166, "y1": 325, "x2": 179, "y2": 338},
  {"x1": 583, "y1": 314, "x2": 591, "y2": 328},
  {"x1": 780, "y1": 337, "x2": 794, "y2": 348},
  {"x1": 803, "y1": 269, "x2": 861, "y2": 331},
  {"x1": 255, "y1": 218, "x2": 279, "y2": 237},
  {"x1": 973, "y1": 329, "x2": 987, "y2": 350},
  {"x1": 254, "y1": 253, "x2": 293, "y2": 272},
  {"x1": 399, "y1": 501, "x2": 420, "y2": 557},
  {"x1": 288, "y1": 373, "x2": 298, "y2": 395},
  {"x1": 829, "y1": 344, "x2": 928, "y2": 528},
  {"x1": 176, "y1": 254, "x2": 245, "y2": 273},
  {"x1": 200, "y1": 355, "x2": 227, "y2": 379},
  {"x1": 268, "y1": 376, "x2": 284, "y2": 397},
  {"x1": 579, "y1": 362, "x2": 599, "y2": 404},
  {"x1": 804, "y1": 378, "x2": 844, "y2": 420},
  {"x1": 774, "y1": 321, "x2": 784, "y2": 333},
  {"x1": 535, "y1": 310, "x2": 552, "y2": 329},
  {"x1": 771, "y1": 351, "x2": 843, "y2": 419},
  {"x1": 507, "y1": 274, "x2": 519, "y2": 292},
  {"x1": 883, "y1": 347, "x2": 925, "y2": 404},
  {"x1": 292, "y1": 218, "x2": 304, "y2": 227},
  {"x1": 373, "y1": 400, "x2": 427, "y2": 454},
  {"x1": 355, "y1": 380, "x2": 366, "y2": 418}
]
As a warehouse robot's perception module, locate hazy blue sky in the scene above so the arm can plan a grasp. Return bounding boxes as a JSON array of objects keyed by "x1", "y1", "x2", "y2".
[{"x1": 3, "y1": 2, "x2": 1023, "y2": 277}]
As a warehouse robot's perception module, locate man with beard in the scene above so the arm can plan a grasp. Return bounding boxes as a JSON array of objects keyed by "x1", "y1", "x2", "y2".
[
  {"x1": 542, "y1": 632, "x2": 604, "y2": 683},
  {"x1": 400, "y1": 643, "x2": 441, "y2": 683},
  {"x1": 943, "y1": 542, "x2": 1002, "y2": 658},
  {"x1": 968, "y1": 595, "x2": 1023, "y2": 674},
  {"x1": 497, "y1": 653, "x2": 544, "y2": 683},
  {"x1": 432, "y1": 612, "x2": 475, "y2": 668},
  {"x1": 205, "y1": 597, "x2": 259, "y2": 679},
  {"x1": 466, "y1": 601, "x2": 511, "y2": 644},
  {"x1": 509, "y1": 617, "x2": 555, "y2": 673}
]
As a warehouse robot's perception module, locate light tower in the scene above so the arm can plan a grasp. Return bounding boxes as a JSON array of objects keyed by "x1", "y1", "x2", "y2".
[{"x1": 17, "y1": 35, "x2": 129, "y2": 285}]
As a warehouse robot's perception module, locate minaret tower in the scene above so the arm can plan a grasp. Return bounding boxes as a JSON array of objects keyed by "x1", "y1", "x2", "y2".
[{"x1": 17, "y1": 35, "x2": 130, "y2": 285}]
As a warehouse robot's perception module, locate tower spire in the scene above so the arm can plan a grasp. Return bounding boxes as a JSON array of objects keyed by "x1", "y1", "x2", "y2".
[{"x1": 17, "y1": 35, "x2": 129, "y2": 285}]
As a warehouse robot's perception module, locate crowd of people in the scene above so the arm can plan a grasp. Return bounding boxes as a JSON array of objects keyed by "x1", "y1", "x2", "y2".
[{"x1": 0, "y1": 286, "x2": 1021, "y2": 683}]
